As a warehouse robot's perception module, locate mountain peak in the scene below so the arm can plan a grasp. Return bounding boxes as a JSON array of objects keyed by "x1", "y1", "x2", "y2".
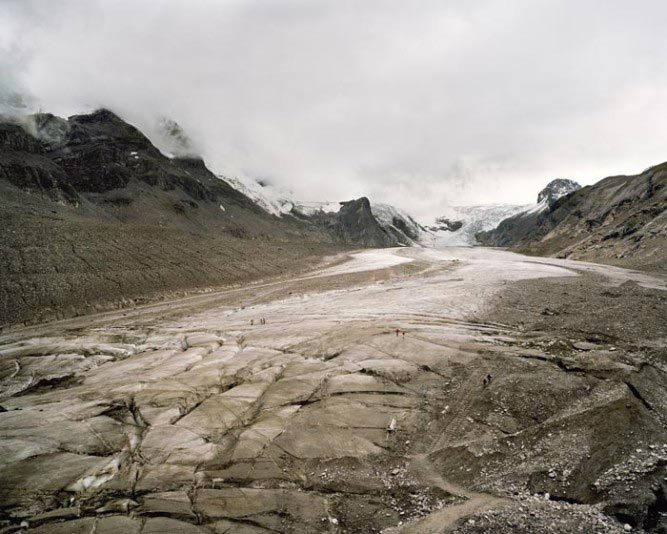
[
  {"x1": 537, "y1": 178, "x2": 581, "y2": 207},
  {"x1": 69, "y1": 108, "x2": 123, "y2": 124}
]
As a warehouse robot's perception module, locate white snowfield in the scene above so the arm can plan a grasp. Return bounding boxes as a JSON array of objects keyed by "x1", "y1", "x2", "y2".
[
  {"x1": 292, "y1": 200, "x2": 342, "y2": 216},
  {"x1": 221, "y1": 176, "x2": 294, "y2": 216},
  {"x1": 315, "y1": 248, "x2": 415, "y2": 278},
  {"x1": 252, "y1": 247, "x2": 665, "y2": 324},
  {"x1": 219, "y1": 176, "x2": 342, "y2": 218},
  {"x1": 371, "y1": 203, "x2": 428, "y2": 244},
  {"x1": 522, "y1": 197, "x2": 550, "y2": 215},
  {"x1": 314, "y1": 247, "x2": 665, "y2": 298}
]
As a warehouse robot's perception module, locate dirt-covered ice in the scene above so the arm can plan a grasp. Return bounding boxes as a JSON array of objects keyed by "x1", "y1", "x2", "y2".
[{"x1": 1, "y1": 247, "x2": 665, "y2": 533}]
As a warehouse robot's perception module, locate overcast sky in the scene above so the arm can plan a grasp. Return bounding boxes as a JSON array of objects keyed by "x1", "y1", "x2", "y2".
[{"x1": 1, "y1": 0, "x2": 666, "y2": 219}]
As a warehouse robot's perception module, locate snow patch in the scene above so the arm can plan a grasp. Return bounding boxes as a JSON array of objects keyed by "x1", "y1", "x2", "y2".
[
  {"x1": 371, "y1": 203, "x2": 428, "y2": 245},
  {"x1": 67, "y1": 456, "x2": 121, "y2": 492},
  {"x1": 292, "y1": 201, "x2": 341, "y2": 216},
  {"x1": 221, "y1": 176, "x2": 294, "y2": 216},
  {"x1": 523, "y1": 198, "x2": 549, "y2": 215}
]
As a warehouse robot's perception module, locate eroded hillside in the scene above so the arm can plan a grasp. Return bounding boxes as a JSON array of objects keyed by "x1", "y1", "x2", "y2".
[{"x1": 477, "y1": 165, "x2": 666, "y2": 272}]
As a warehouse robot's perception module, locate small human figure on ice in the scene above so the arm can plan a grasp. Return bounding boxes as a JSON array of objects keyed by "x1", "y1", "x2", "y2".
[{"x1": 250, "y1": 319, "x2": 254, "y2": 326}]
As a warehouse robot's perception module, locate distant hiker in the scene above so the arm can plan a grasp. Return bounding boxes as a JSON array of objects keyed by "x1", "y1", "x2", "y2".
[
  {"x1": 395, "y1": 329, "x2": 400, "y2": 337},
  {"x1": 482, "y1": 377, "x2": 488, "y2": 387},
  {"x1": 402, "y1": 331, "x2": 405, "y2": 337},
  {"x1": 485, "y1": 374, "x2": 492, "y2": 385},
  {"x1": 250, "y1": 319, "x2": 254, "y2": 326}
]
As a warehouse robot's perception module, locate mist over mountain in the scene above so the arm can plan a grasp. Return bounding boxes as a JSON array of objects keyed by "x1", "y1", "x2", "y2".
[
  {"x1": 2, "y1": 1, "x2": 667, "y2": 218},
  {"x1": 0, "y1": 108, "x2": 417, "y2": 325}
]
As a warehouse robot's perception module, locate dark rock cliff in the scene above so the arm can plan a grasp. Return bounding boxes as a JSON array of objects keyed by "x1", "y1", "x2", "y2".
[
  {"x1": 332, "y1": 198, "x2": 401, "y2": 247},
  {"x1": 290, "y1": 198, "x2": 403, "y2": 247}
]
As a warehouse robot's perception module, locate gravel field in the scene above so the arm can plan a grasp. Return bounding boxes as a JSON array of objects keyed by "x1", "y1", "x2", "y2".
[{"x1": 1, "y1": 247, "x2": 665, "y2": 533}]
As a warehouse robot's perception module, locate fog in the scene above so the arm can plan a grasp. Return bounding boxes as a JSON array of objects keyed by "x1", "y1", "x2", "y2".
[{"x1": 1, "y1": 0, "x2": 666, "y2": 219}]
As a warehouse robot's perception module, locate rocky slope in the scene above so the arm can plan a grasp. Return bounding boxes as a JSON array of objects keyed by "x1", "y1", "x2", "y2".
[
  {"x1": 370, "y1": 203, "x2": 428, "y2": 245},
  {"x1": 290, "y1": 197, "x2": 404, "y2": 247},
  {"x1": 0, "y1": 110, "x2": 405, "y2": 327},
  {"x1": 295, "y1": 200, "x2": 424, "y2": 247},
  {"x1": 475, "y1": 179, "x2": 581, "y2": 248},
  {"x1": 225, "y1": 176, "x2": 425, "y2": 246},
  {"x1": 475, "y1": 169, "x2": 667, "y2": 273}
]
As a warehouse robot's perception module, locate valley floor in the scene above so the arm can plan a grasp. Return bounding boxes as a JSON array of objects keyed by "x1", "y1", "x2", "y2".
[{"x1": 0, "y1": 247, "x2": 665, "y2": 533}]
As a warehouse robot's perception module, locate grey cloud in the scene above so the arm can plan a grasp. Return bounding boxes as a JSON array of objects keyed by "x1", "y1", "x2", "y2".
[{"x1": 1, "y1": 0, "x2": 666, "y2": 219}]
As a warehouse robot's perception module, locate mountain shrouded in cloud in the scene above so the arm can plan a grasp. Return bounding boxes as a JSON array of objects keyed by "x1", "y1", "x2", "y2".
[
  {"x1": 1, "y1": 0, "x2": 667, "y2": 219},
  {"x1": 1, "y1": 5, "x2": 667, "y2": 531}
]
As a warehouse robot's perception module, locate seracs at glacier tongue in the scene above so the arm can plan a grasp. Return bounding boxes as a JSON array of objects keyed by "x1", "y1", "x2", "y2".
[
  {"x1": 427, "y1": 204, "x2": 532, "y2": 246},
  {"x1": 427, "y1": 180, "x2": 582, "y2": 247}
]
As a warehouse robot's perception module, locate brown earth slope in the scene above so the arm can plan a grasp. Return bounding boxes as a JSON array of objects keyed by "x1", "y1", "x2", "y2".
[{"x1": 0, "y1": 110, "x2": 348, "y2": 327}]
